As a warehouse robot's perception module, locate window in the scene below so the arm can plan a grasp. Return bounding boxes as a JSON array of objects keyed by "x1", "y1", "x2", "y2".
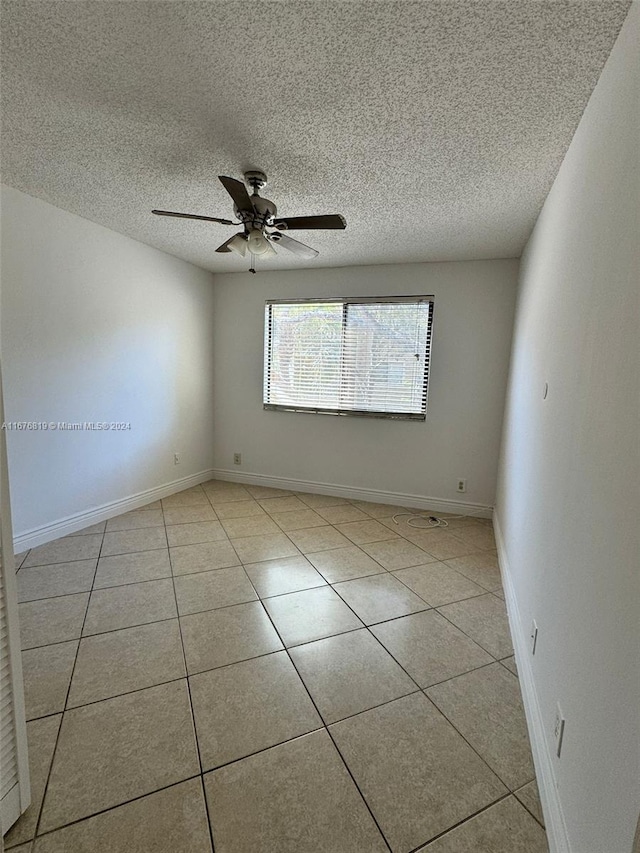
[{"x1": 263, "y1": 296, "x2": 434, "y2": 420}]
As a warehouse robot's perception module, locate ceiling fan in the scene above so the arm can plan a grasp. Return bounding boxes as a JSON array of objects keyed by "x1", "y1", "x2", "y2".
[{"x1": 152, "y1": 171, "x2": 346, "y2": 273}]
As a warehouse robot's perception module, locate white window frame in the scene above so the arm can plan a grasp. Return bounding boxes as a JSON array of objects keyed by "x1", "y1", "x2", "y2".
[{"x1": 263, "y1": 295, "x2": 435, "y2": 421}]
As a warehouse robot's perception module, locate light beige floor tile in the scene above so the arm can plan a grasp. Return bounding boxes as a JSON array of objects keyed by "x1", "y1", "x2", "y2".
[
  {"x1": 361, "y1": 538, "x2": 436, "y2": 571},
  {"x1": 101, "y1": 527, "x2": 167, "y2": 557},
  {"x1": 93, "y1": 549, "x2": 171, "y2": 588},
  {"x1": 3, "y1": 715, "x2": 62, "y2": 848},
  {"x1": 23, "y1": 535, "x2": 103, "y2": 567},
  {"x1": 19, "y1": 593, "x2": 89, "y2": 649},
  {"x1": 335, "y1": 519, "x2": 400, "y2": 545},
  {"x1": 206, "y1": 486, "x2": 253, "y2": 504},
  {"x1": 287, "y1": 526, "x2": 352, "y2": 554},
  {"x1": 502, "y1": 655, "x2": 518, "y2": 676},
  {"x1": 213, "y1": 500, "x2": 266, "y2": 520},
  {"x1": 427, "y1": 663, "x2": 535, "y2": 790},
  {"x1": 290, "y1": 629, "x2": 417, "y2": 724},
  {"x1": 220, "y1": 514, "x2": 281, "y2": 539},
  {"x1": 493, "y1": 589, "x2": 506, "y2": 600},
  {"x1": 68, "y1": 619, "x2": 185, "y2": 707},
  {"x1": 204, "y1": 729, "x2": 388, "y2": 853},
  {"x1": 244, "y1": 555, "x2": 327, "y2": 598},
  {"x1": 244, "y1": 484, "x2": 294, "y2": 499},
  {"x1": 230, "y1": 532, "x2": 300, "y2": 564},
  {"x1": 163, "y1": 505, "x2": 217, "y2": 526},
  {"x1": 21, "y1": 640, "x2": 78, "y2": 720},
  {"x1": 445, "y1": 552, "x2": 503, "y2": 591},
  {"x1": 40, "y1": 680, "x2": 199, "y2": 833},
  {"x1": 298, "y1": 493, "x2": 350, "y2": 509},
  {"x1": 140, "y1": 499, "x2": 162, "y2": 510},
  {"x1": 270, "y1": 509, "x2": 328, "y2": 532},
  {"x1": 174, "y1": 566, "x2": 257, "y2": 615},
  {"x1": 169, "y1": 540, "x2": 240, "y2": 576},
  {"x1": 6, "y1": 842, "x2": 32, "y2": 852},
  {"x1": 68, "y1": 520, "x2": 106, "y2": 536},
  {"x1": 418, "y1": 795, "x2": 548, "y2": 852},
  {"x1": 83, "y1": 579, "x2": 176, "y2": 635},
  {"x1": 17, "y1": 560, "x2": 96, "y2": 602},
  {"x1": 334, "y1": 573, "x2": 428, "y2": 625},
  {"x1": 105, "y1": 509, "x2": 164, "y2": 531},
  {"x1": 371, "y1": 610, "x2": 493, "y2": 688},
  {"x1": 258, "y1": 495, "x2": 308, "y2": 513},
  {"x1": 515, "y1": 779, "x2": 545, "y2": 827},
  {"x1": 180, "y1": 601, "x2": 283, "y2": 674},
  {"x1": 437, "y1": 594, "x2": 513, "y2": 659},
  {"x1": 190, "y1": 651, "x2": 321, "y2": 769},
  {"x1": 392, "y1": 562, "x2": 485, "y2": 607},
  {"x1": 33, "y1": 778, "x2": 213, "y2": 853},
  {"x1": 306, "y1": 546, "x2": 386, "y2": 583},
  {"x1": 351, "y1": 501, "x2": 409, "y2": 518},
  {"x1": 329, "y1": 693, "x2": 506, "y2": 853},
  {"x1": 166, "y1": 520, "x2": 227, "y2": 547},
  {"x1": 263, "y1": 586, "x2": 363, "y2": 647},
  {"x1": 402, "y1": 528, "x2": 478, "y2": 561},
  {"x1": 161, "y1": 488, "x2": 210, "y2": 507},
  {"x1": 450, "y1": 525, "x2": 497, "y2": 551},
  {"x1": 315, "y1": 504, "x2": 370, "y2": 524}
]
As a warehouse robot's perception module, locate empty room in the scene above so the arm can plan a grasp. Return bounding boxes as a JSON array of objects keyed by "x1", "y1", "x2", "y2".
[{"x1": 0, "y1": 2, "x2": 638, "y2": 852}]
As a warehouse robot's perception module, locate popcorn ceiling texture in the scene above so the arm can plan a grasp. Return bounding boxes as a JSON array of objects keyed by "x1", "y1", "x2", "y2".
[{"x1": 0, "y1": 0, "x2": 631, "y2": 273}]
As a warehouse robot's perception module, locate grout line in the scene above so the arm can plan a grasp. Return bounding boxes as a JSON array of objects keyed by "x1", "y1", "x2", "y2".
[
  {"x1": 164, "y1": 519, "x2": 217, "y2": 853},
  {"x1": 421, "y1": 686, "x2": 532, "y2": 795},
  {"x1": 237, "y1": 567, "x2": 394, "y2": 853},
  {"x1": 196, "y1": 724, "x2": 326, "y2": 776},
  {"x1": 404, "y1": 791, "x2": 515, "y2": 852},
  {"x1": 434, "y1": 598, "x2": 513, "y2": 660},
  {"x1": 24, "y1": 672, "x2": 186, "y2": 721},
  {"x1": 31, "y1": 523, "x2": 107, "y2": 841},
  {"x1": 27, "y1": 774, "x2": 203, "y2": 844},
  {"x1": 20, "y1": 486, "x2": 530, "y2": 851},
  {"x1": 513, "y1": 790, "x2": 546, "y2": 829}
]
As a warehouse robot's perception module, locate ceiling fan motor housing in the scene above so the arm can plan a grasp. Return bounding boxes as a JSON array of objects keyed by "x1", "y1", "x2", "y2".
[{"x1": 234, "y1": 202, "x2": 277, "y2": 231}]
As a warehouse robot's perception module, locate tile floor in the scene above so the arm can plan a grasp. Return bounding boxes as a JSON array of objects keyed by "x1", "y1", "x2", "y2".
[{"x1": 6, "y1": 481, "x2": 548, "y2": 852}]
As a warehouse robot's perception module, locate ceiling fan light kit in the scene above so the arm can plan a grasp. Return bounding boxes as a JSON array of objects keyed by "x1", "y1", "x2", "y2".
[{"x1": 151, "y1": 171, "x2": 346, "y2": 272}]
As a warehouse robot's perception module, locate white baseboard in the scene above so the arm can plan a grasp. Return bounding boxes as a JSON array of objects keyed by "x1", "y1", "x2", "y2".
[
  {"x1": 14, "y1": 468, "x2": 216, "y2": 551},
  {"x1": 16, "y1": 466, "x2": 493, "y2": 552},
  {"x1": 210, "y1": 468, "x2": 493, "y2": 518},
  {"x1": 493, "y1": 510, "x2": 571, "y2": 853}
]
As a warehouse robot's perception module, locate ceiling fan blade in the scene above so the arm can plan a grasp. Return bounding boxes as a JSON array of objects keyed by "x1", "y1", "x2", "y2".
[
  {"x1": 274, "y1": 214, "x2": 346, "y2": 231},
  {"x1": 218, "y1": 176, "x2": 254, "y2": 213},
  {"x1": 152, "y1": 209, "x2": 235, "y2": 225},
  {"x1": 269, "y1": 232, "x2": 319, "y2": 259},
  {"x1": 215, "y1": 235, "x2": 236, "y2": 253}
]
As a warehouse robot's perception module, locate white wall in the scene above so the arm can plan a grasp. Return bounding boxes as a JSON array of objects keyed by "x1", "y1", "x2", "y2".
[
  {"x1": 1, "y1": 185, "x2": 216, "y2": 541},
  {"x1": 211, "y1": 259, "x2": 518, "y2": 508},
  {"x1": 496, "y1": 5, "x2": 639, "y2": 852}
]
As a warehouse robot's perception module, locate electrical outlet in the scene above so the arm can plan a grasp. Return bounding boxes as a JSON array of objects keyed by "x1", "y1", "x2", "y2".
[
  {"x1": 233, "y1": 453, "x2": 242, "y2": 465},
  {"x1": 531, "y1": 619, "x2": 539, "y2": 654},
  {"x1": 554, "y1": 703, "x2": 566, "y2": 757},
  {"x1": 174, "y1": 453, "x2": 180, "y2": 465},
  {"x1": 456, "y1": 478, "x2": 467, "y2": 493}
]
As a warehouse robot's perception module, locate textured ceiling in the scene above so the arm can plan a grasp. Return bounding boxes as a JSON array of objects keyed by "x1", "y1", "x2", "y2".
[{"x1": 0, "y1": 0, "x2": 631, "y2": 273}]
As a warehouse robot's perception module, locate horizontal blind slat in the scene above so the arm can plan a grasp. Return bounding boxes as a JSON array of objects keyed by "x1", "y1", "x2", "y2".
[{"x1": 264, "y1": 298, "x2": 433, "y2": 417}]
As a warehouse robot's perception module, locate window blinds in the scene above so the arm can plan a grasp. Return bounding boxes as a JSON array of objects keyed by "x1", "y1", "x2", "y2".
[{"x1": 264, "y1": 297, "x2": 434, "y2": 419}]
